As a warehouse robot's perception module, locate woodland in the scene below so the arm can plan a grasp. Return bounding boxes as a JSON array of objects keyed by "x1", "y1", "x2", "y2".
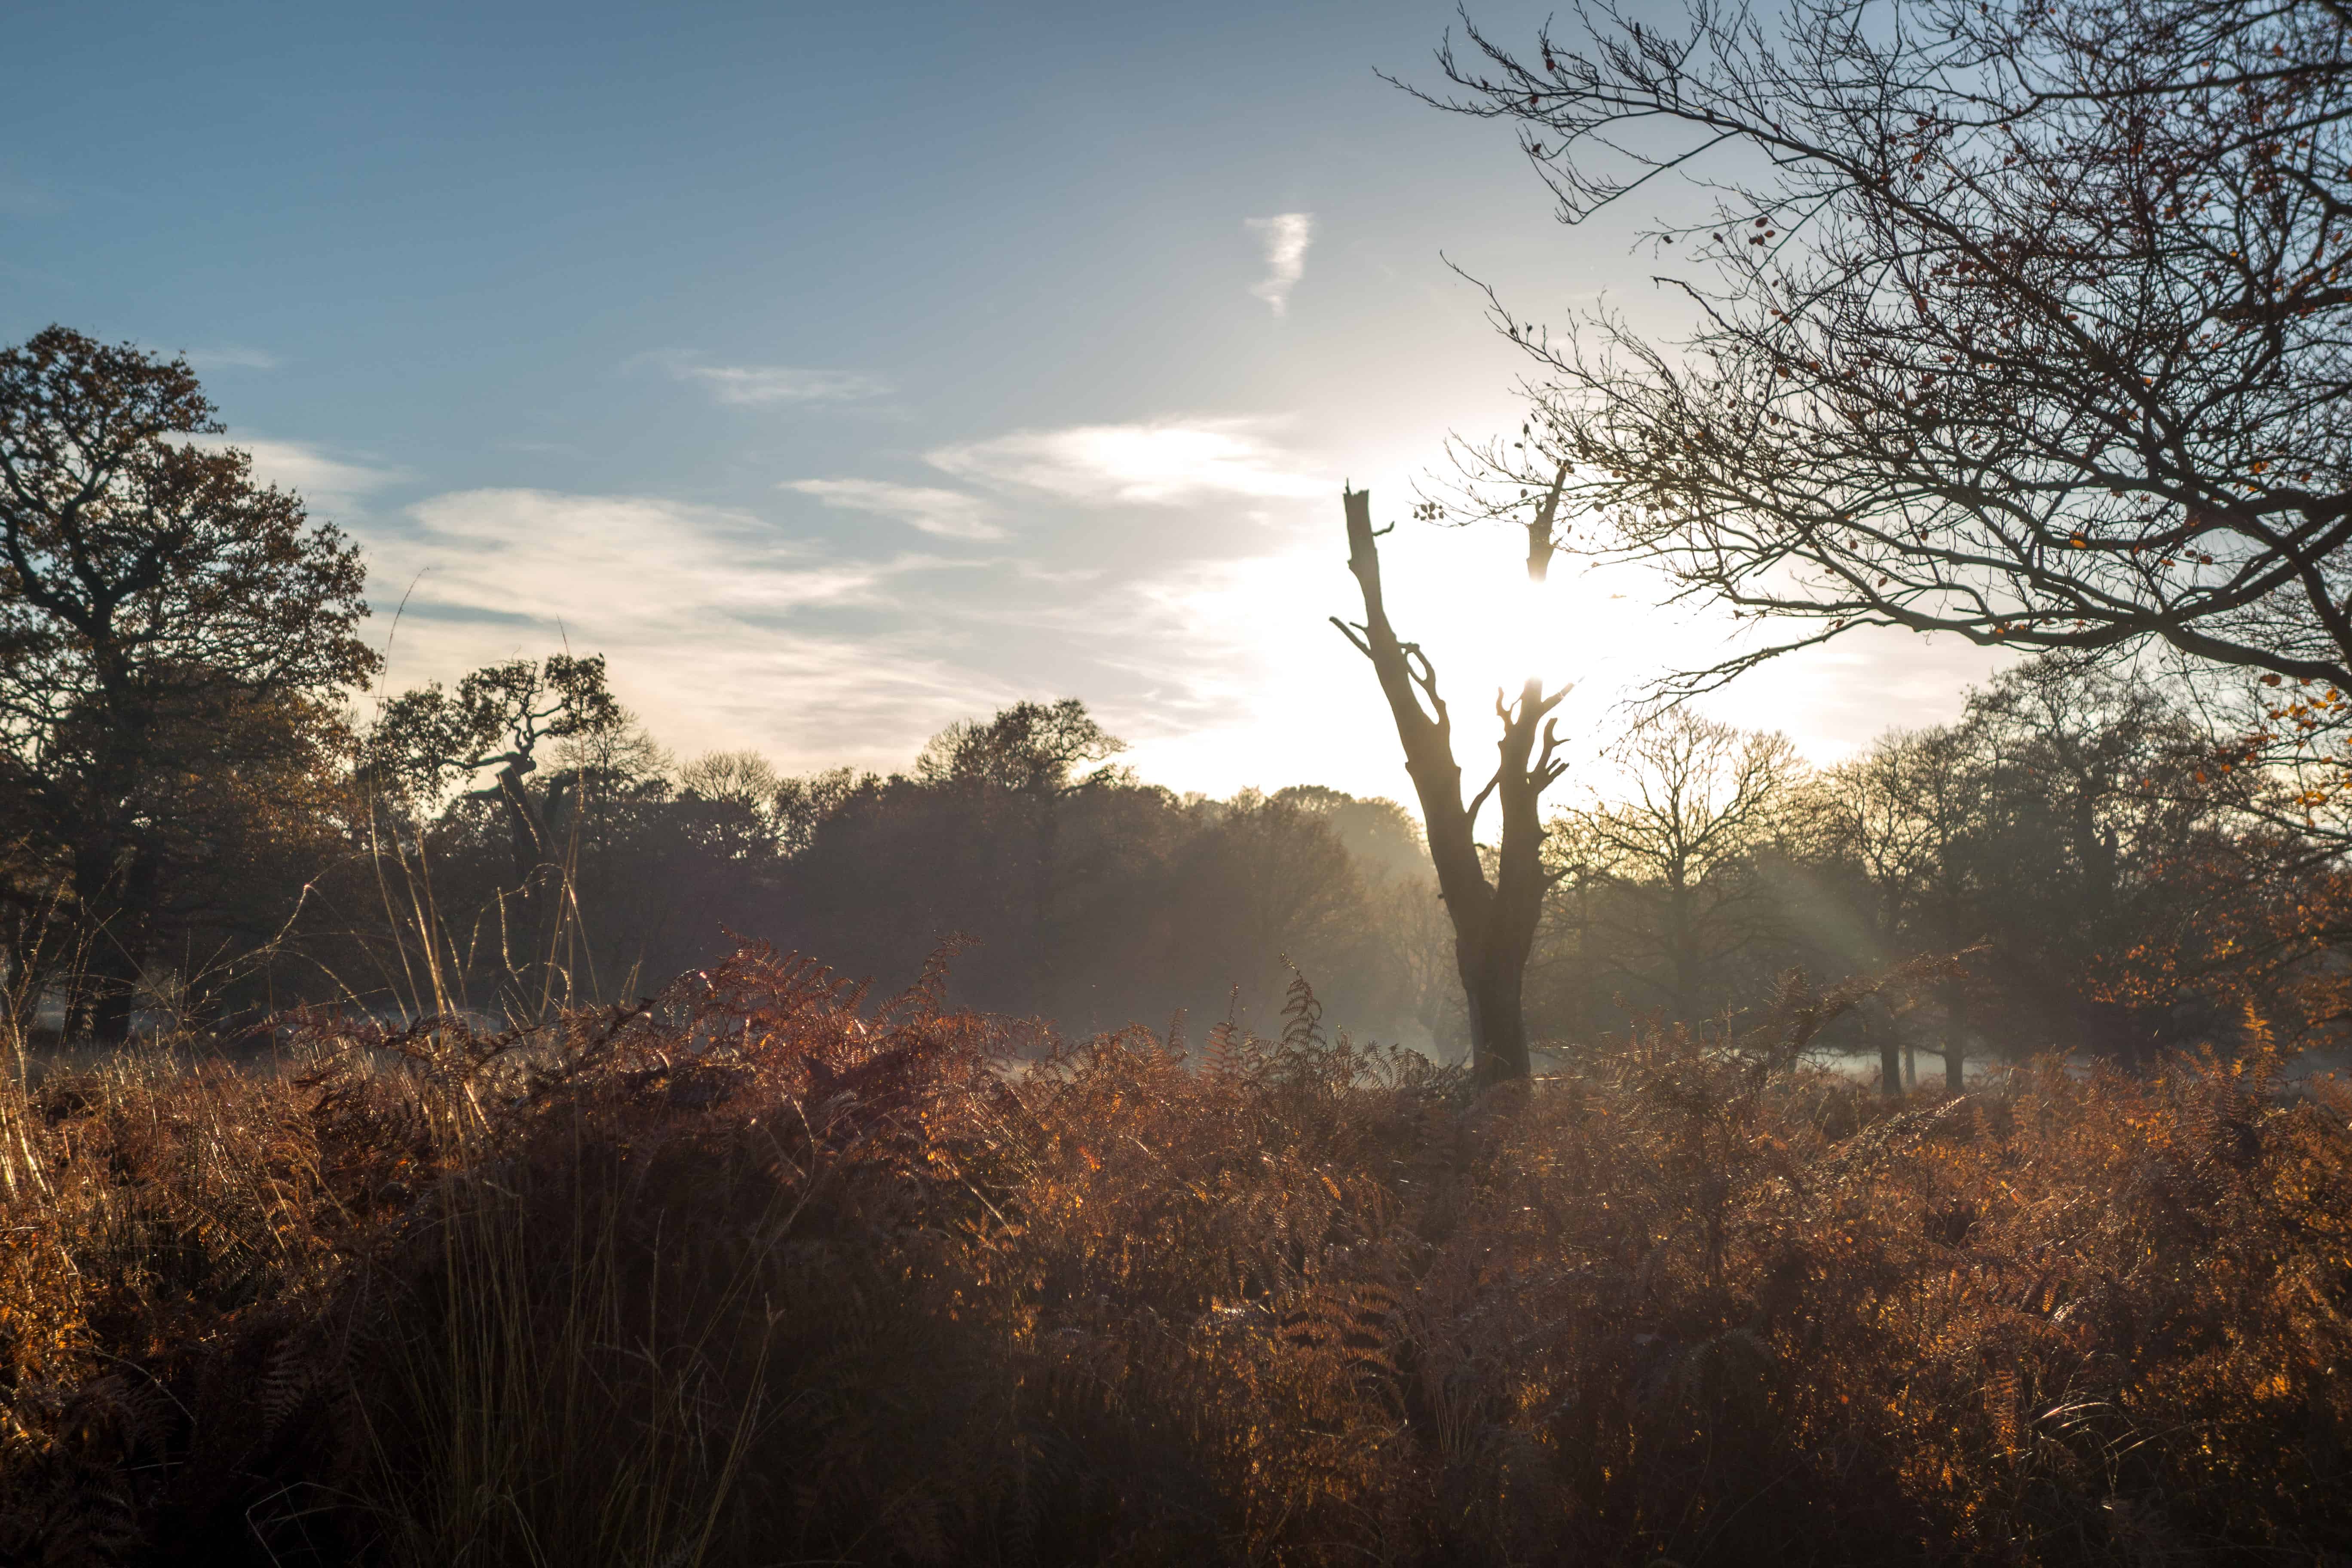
[{"x1": 4, "y1": 0, "x2": 2352, "y2": 1563}]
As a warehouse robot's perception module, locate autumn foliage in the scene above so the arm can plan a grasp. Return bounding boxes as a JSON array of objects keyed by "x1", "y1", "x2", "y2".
[{"x1": 0, "y1": 942, "x2": 2345, "y2": 1566}]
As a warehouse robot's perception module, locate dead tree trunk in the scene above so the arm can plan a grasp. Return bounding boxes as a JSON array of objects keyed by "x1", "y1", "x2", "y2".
[{"x1": 1333, "y1": 487, "x2": 1568, "y2": 1085}]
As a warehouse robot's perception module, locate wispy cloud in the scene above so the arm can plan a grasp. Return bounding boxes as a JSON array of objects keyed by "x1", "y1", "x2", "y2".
[
  {"x1": 398, "y1": 490, "x2": 891, "y2": 623},
  {"x1": 926, "y1": 420, "x2": 1323, "y2": 505},
  {"x1": 194, "y1": 436, "x2": 399, "y2": 518},
  {"x1": 364, "y1": 489, "x2": 1007, "y2": 769},
  {"x1": 1246, "y1": 213, "x2": 1314, "y2": 315},
  {"x1": 784, "y1": 478, "x2": 1005, "y2": 542},
  {"x1": 665, "y1": 358, "x2": 892, "y2": 406},
  {"x1": 184, "y1": 345, "x2": 281, "y2": 372}
]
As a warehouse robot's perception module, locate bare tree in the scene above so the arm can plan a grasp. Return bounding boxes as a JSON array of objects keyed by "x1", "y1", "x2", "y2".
[
  {"x1": 1816, "y1": 727, "x2": 1988, "y2": 1090},
  {"x1": 1334, "y1": 487, "x2": 1568, "y2": 1083},
  {"x1": 1818, "y1": 733, "x2": 1945, "y2": 1091},
  {"x1": 1412, "y1": 1, "x2": 2352, "y2": 718},
  {"x1": 1555, "y1": 710, "x2": 1801, "y2": 1023},
  {"x1": 680, "y1": 750, "x2": 783, "y2": 813},
  {"x1": 679, "y1": 750, "x2": 787, "y2": 861}
]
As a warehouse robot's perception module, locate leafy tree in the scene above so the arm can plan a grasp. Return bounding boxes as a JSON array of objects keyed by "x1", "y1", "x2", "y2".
[
  {"x1": 772, "y1": 766, "x2": 870, "y2": 859},
  {"x1": 367, "y1": 655, "x2": 622, "y2": 884},
  {"x1": 1963, "y1": 655, "x2": 2261, "y2": 1057},
  {"x1": 1969, "y1": 657, "x2": 2211, "y2": 943},
  {"x1": 744, "y1": 701, "x2": 1452, "y2": 1043},
  {"x1": 911, "y1": 698, "x2": 1128, "y2": 1003},
  {"x1": 1795, "y1": 655, "x2": 2233, "y2": 1081},
  {"x1": 363, "y1": 653, "x2": 622, "y2": 1012},
  {"x1": 1273, "y1": 785, "x2": 1430, "y2": 883},
  {"x1": 915, "y1": 698, "x2": 1126, "y2": 794},
  {"x1": 0, "y1": 327, "x2": 376, "y2": 1037},
  {"x1": 1169, "y1": 790, "x2": 1373, "y2": 1025}
]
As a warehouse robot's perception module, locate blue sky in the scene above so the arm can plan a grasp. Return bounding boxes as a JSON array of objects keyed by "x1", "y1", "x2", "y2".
[{"x1": 3, "y1": 0, "x2": 1998, "y2": 799}]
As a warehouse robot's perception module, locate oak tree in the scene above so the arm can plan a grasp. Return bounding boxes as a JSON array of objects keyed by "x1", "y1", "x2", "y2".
[{"x1": 0, "y1": 327, "x2": 377, "y2": 1037}]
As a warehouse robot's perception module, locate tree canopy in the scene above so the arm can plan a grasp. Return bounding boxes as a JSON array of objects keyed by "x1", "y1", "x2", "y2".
[{"x1": 0, "y1": 326, "x2": 376, "y2": 1034}]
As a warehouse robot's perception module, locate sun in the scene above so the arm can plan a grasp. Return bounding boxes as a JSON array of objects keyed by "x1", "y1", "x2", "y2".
[{"x1": 1120, "y1": 513, "x2": 1669, "y2": 805}]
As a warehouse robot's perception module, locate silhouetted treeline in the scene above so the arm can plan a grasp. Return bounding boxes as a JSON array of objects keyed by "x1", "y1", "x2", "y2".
[
  {"x1": 305, "y1": 694, "x2": 1459, "y2": 1049},
  {"x1": 7, "y1": 326, "x2": 2345, "y2": 1069},
  {"x1": 225, "y1": 649, "x2": 2337, "y2": 1078},
  {"x1": 9, "y1": 614, "x2": 2346, "y2": 1074}
]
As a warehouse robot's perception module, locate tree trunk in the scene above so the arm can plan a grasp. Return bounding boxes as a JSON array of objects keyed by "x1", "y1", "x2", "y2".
[
  {"x1": 1032, "y1": 795, "x2": 1060, "y2": 1013},
  {"x1": 88, "y1": 955, "x2": 138, "y2": 1044},
  {"x1": 69, "y1": 838, "x2": 147, "y2": 1044},
  {"x1": 495, "y1": 763, "x2": 551, "y2": 890},
  {"x1": 1943, "y1": 983, "x2": 1967, "y2": 1093},
  {"x1": 1464, "y1": 939, "x2": 1534, "y2": 1080},
  {"x1": 1871, "y1": 1011, "x2": 1904, "y2": 1099},
  {"x1": 491, "y1": 760, "x2": 572, "y2": 1014},
  {"x1": 1664, "y1": 876, "x2": 1699, "y2": 1023},
  {"x1": 1335, "y1": 487, "x2": 1567, "y2": 1086}
]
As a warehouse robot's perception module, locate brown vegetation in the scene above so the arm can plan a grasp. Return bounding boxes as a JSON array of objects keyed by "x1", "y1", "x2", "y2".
[{"x1": 2, "y1": 943, "x2": 2346, "y2": 1565}]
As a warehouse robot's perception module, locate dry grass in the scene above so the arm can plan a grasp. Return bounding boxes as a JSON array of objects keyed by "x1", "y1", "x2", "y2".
[{"x1": 0, "y1": 945, "x2": 2346, "y2": 1565}]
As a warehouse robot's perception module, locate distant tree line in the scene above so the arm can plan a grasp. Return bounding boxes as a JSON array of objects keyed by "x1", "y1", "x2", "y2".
[
  {"x1": 343, "y1": 679, "x2": 1457, "y2": 1047},
  {"x1": 333, "y1": 640, "x2": 2352, "y2": 1083},
  {"x1": 1528, "y1": 653, "x2": 2337, "y2": 1086}
]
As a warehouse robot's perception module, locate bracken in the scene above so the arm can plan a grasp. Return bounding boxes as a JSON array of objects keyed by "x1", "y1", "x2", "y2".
[{"x1": 0, "y1": 942, "x2": 2345, "y2": 1566}]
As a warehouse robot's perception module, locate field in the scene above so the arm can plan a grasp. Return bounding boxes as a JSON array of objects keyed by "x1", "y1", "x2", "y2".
[{"x1": 0, "y1": 945, "x2": 2346, "y2": 1567}]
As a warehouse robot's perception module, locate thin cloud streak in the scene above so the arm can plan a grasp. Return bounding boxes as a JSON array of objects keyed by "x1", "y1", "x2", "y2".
[
  {"x1": 784, "y1": 478, "x2": 1006, "y2": 541},
  {"x1": 196, "y1": 435, "x2": 398, "y2": 518},
  {"x1": 926, "y1": 419, "x2": 1323, "y2": 504},
  {"x1": 1246, "y1": 212, "x2": 1314, "y2": 315},
  {"x1": 184, "y1": 346, "x2": 282, "y2": 371},
  {"x1": 668, "y1": 360, "x2": 892, "y2": 405},
  {"x1": 363, "y1": 487, "x2": 1008, "y2": 769},
  {"x1": 394, "y1": 490, "x2": 893, "y2": 627}
]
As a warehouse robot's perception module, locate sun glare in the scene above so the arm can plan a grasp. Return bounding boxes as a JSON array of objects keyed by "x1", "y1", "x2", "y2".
[{"x1": 1118, "y1": 510, "x2": 1672, "y2": 806}]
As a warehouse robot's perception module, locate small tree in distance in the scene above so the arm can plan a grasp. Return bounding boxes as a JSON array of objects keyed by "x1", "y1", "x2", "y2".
[
  {"x1": 1554, "y1": 710, "x2": 1801, "y2": 1024},
  {"x1": 915, "y1": 697, "x2": 1128, "y2": 1005},
  {"x1": 364, "y1": 652, "x2": 623, "y2": 1014}
]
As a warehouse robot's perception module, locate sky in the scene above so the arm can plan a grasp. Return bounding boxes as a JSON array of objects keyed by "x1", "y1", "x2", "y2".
[{"x1": 2, "y1": 0, "x2": 2004, "y2": 804}]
